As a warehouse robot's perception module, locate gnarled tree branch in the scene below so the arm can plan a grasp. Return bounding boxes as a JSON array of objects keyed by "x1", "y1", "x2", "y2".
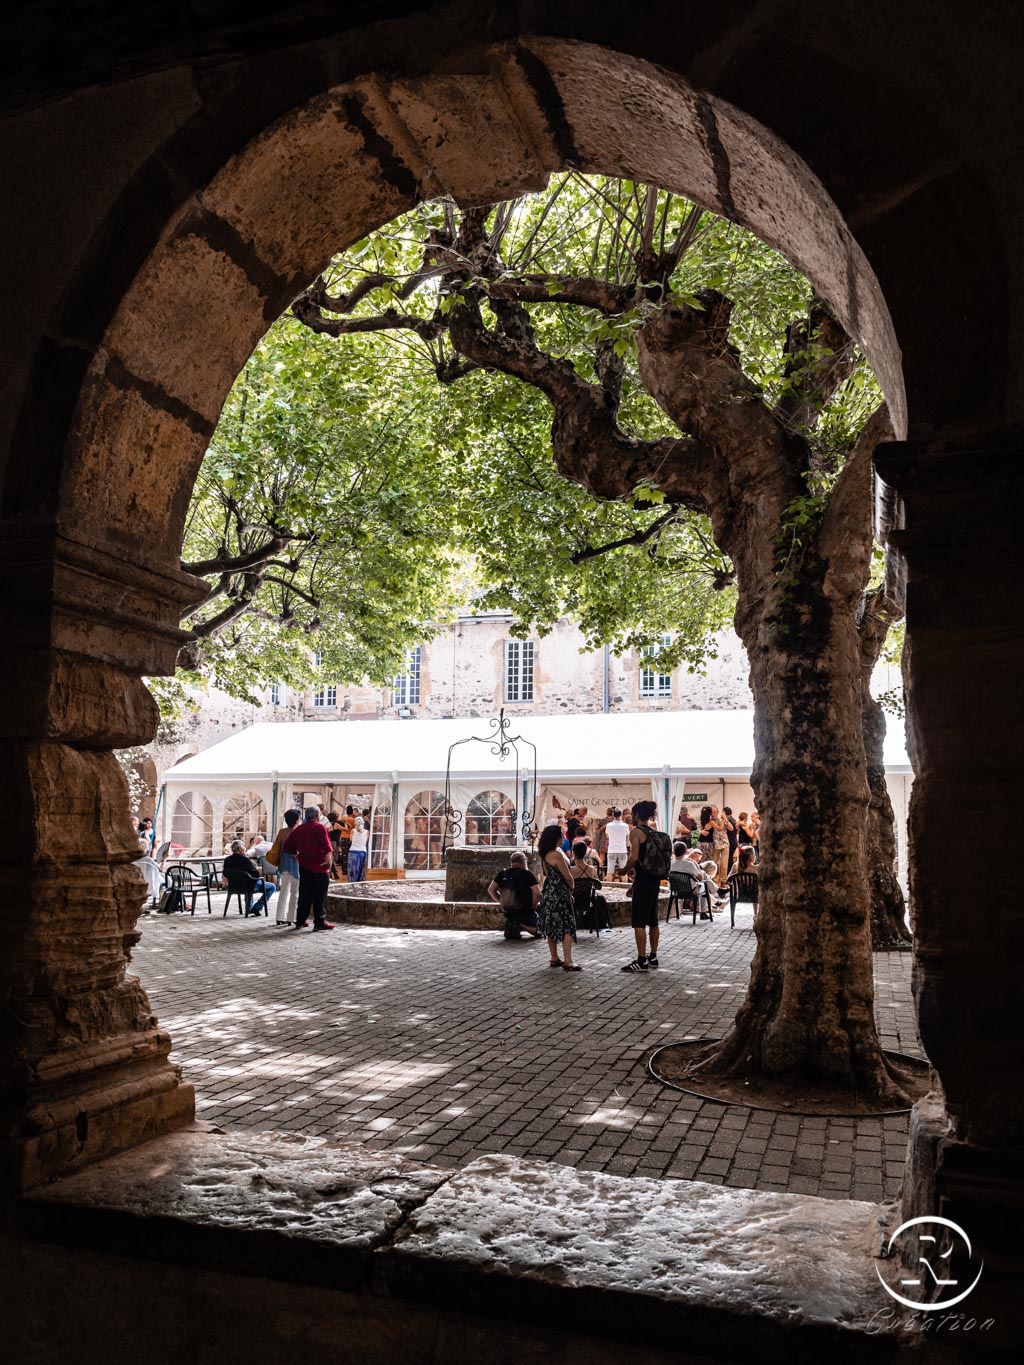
[
  {"x1": 570, "y1": 506, "x2": 679, "y2": 564},
  {"x1": 182, "y1": 534, "x2": 305, "y2": 578},
  {"x1": 446, "y1": 291, "x2": 712, "y2": 506}
]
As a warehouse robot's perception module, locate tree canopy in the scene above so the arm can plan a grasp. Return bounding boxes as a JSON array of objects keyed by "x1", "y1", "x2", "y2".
[
  {"x1": 174, "y1": 172, "x2": 915, "y2": 1084},
  {"x1": 179, "y1": 173, "x2": 884, "y2": 700}
]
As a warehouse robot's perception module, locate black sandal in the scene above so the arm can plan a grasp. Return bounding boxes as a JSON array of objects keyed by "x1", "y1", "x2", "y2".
[
  {"x1": 562, "y1": 963, "x2": 582, "y2": 972},
  {"x1": 549, "y1": 959, "x2": 563, "y2": 968}
]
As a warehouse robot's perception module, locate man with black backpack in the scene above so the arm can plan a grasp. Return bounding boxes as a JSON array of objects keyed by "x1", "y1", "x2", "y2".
[
  {"x1": 487, "y1": 851, "x2": 542, "y2": 940},
  {"x1": 622, "y1": 800, "x2": 672, "y2": 972}
]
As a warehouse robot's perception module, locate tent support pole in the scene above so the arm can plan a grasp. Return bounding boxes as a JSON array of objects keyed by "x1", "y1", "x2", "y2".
[{"x1": 391, "y1": 776, "x2": 399, "y2": 871}]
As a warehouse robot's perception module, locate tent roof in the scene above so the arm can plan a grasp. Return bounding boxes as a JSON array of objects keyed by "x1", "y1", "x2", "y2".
[{"x1": 164, "y1": 710, "x2": 912, "y2": 785}]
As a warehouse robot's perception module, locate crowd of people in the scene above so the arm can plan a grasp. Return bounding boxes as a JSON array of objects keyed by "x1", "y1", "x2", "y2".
[
  {"x1": 486, "y1": 800, "x2": 760, "y2": 975},
  {"x1": 134, "y1": 796, "x2": 759, "y2": 951},
  {"x1": 131, "y1": 800, "x2": 378, "y2": 929}
]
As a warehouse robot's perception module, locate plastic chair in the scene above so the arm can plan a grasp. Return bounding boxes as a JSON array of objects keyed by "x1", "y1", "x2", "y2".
[
  {"x1": 728, "y1": 872, "x2": 760, "y2": 927},
  {"x1": 223, "y1": 870, "x2": 269, "y2": 918},
  {"x1": 667, "y1": 870, "x2": 706, "y2": 924},
  {"x1": 199, "y1": 859, "x2": 222, "y2": 890},
  {"x1": 572, "y1": 877, "x2": 609, "y2": 935},
  {"x1": 164, "y1": 864, "x2": 212, "y2": 916}
]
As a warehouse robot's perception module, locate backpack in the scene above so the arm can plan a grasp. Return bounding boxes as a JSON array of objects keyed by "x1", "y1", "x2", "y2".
[
  {"x1": 499, "y1": 884, "x2": 523, "y2": 913},
  {"x1": 637, "y1": 826, "x2": 673, "y2": 881}
]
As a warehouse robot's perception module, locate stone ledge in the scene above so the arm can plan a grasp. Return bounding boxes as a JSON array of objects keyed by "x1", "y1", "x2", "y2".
[
  {"x1": 327, "y1": 885, "x2": 666, "y2": 930},
  {"x1": 13, "y1": 1125, "x2": 913, "y2": 1362}
]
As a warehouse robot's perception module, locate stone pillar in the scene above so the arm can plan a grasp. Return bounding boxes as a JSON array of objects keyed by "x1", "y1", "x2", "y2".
[
  {"x1": 0, "y1": 523, "x2": 205, "y2": 1193},
  {"x1": 875, "y1": 442, "x2": 1024, "y2": 1311}
]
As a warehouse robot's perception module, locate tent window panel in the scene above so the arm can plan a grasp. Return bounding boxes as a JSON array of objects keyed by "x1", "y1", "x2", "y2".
[
  {"x1": 370, "y1": 803, "x2": 392, "y2": 869},
  {"x1": 640, "y1": 636, "x2": 672, "y2": 698},
  {"x1": 223, "y1": 792, "x2": 268, "y2": 846},
  {"x1": 504, "y1": 639, "x2": 535, "y2": 703},
  {"x1": 393, "y1": 645, "x2": 421, "y2": 706},
  {"x1": 402, "y1": 789, "x2": 448, "y2": 871},
  {"x1": 170, "y1": 791, "x2": 214, "y2": 855},
  {"x1": 466, "y1": 790, "x2": 517, "y2": 846}
]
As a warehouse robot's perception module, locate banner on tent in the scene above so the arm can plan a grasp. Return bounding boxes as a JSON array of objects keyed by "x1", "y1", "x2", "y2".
[{"x1": 543, "y1": 784, "x2": 652, "y2": 815}]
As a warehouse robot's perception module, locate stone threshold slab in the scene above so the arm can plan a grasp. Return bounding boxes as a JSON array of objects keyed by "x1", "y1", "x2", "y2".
[{"x1": 16, "y1": 1125, "x2": 910, "y2": 1362}]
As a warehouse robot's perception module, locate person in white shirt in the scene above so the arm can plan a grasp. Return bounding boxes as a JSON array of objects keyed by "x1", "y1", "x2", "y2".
[
  {"x1": 245, "y1": 833, "x2": 276, "y2": 886},
  {"x1": 347, "y1": 816, "x2": 369, "y2": 882},
  {"x1": 604, "y1": 808, "x2": 630, "y2": 881}
]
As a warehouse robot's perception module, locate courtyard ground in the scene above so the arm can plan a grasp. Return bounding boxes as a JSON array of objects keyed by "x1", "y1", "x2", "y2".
[{"x1": 134, "y1": 902, "x2": 920, "y2": 1202}]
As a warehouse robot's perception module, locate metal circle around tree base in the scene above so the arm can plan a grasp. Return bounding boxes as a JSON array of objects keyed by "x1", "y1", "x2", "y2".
[{"x1": 647, "y1": 1039, "x2": 929, "y2": 1117}]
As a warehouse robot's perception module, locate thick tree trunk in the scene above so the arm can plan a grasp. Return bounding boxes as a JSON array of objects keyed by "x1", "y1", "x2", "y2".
[
  {"x1": 635, "y1": 322, "x2": 906, "y2": 1103},
  {"x1": 692, "y1": 543, "x2": 908, "y2": 1104},
  {"x1": 864, "y1": 689, "x2": 912, "y2": 948}
]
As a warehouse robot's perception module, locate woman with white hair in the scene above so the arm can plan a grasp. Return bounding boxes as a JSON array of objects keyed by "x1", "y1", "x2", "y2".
[{"x1": 347, "y1": 816, "x2": 369, "y2": 882}]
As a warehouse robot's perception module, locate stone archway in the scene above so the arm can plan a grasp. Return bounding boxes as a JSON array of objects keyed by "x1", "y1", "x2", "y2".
[
  {"x1": 1, "y1": 29, "x2": 1020, "y2": 1331},
  {"x1": 2, "y1": 40, "x2": 922, "y2": 1194}
]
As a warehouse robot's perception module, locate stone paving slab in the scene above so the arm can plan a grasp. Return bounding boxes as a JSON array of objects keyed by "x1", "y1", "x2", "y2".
[
  {"x1": 18, "y1": 1129, "x2": 910, "y2": 1364},
  {"x1": 393, "y1": 1152, "x2": 891, "y2": 1334},
  {"x1": 24, "y1": 1127, "x2": 447, "y2": 1254},
  {"x1": 134, "y1": 902, "x2": 921, "y2": 1202}
]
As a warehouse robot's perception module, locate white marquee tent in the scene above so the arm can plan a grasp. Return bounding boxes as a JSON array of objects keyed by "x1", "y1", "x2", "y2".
[{"x1": 161, "y1": 710, "x2": 912, "y2": 879}]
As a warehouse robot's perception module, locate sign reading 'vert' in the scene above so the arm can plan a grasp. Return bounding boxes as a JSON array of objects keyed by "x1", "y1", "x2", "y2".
[{"x1": 682, "y1": 792, "x2": 708, "y2": 803}]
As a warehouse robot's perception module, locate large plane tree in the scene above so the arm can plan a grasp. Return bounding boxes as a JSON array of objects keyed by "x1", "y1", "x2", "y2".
[{"x1": 292, "y1": 177, "x2": 910, "y2": 1099}]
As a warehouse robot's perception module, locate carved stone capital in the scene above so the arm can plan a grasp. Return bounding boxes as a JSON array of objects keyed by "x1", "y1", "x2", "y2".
[{"x1": 0, "y1": 518, "x2": 205, "y2": 743}]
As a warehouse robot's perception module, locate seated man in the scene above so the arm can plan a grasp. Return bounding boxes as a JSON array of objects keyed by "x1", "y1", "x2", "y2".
[
  {"x1": 487, "y1": 851, "x2": 542, "y2": 940},
  {"x1": 246, "y1": 832, "x2": 277, "y2": 883},
  {"x1": 223, "y1": 840, "x2": 277, "y2": 916},
  {"x1": 671, "y1": 841, "x2": 726, "y2": 918}
]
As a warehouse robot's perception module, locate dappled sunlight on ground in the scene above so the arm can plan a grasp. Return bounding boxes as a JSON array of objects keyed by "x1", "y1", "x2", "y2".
[{"x1": 135, "y1": 902, "x2": 919, "y2": 1198}]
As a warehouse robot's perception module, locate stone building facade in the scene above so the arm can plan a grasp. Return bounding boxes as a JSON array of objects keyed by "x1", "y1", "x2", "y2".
[{"x1": 151, "y1": 615, "x2": 900, "y2": 794}]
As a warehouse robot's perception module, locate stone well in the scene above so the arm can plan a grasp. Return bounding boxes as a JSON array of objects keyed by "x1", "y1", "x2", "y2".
[{"x1": 444, "y1": 845, "x2": 535, "y2": 902}]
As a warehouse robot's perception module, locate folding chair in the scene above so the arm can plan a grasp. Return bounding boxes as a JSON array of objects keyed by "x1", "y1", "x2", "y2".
[
  {"x1": 164, "y1": 864, "x2": 212, "y2": 916},
  {"x1": 667, "y1": 870, "x2": 706, "y2": 924},
  {"x1": 728, "y1": 872, "x2": 760, "y2": 927}
]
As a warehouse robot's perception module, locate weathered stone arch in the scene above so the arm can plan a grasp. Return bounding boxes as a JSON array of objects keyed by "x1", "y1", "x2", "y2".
[
  {"x1": 2, "y1": 16, "x2": 1022, "y2": 1339},
  {"x1": 58, "y1": 38, "x2": 906, "y2": 593},
  {"x1": 0, "y1": 34, "x2": 972, "y2": 1191}
]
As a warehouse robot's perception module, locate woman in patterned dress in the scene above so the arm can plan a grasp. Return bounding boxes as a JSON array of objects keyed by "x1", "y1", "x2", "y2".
[{"x1": 536, "y1": 823, "x2": 581, "y2": 972}]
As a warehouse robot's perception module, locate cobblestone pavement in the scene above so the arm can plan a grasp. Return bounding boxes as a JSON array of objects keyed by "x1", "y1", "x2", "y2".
[{"x1": 135, "y1": 901, "x2": 921, "y2": 1202}]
